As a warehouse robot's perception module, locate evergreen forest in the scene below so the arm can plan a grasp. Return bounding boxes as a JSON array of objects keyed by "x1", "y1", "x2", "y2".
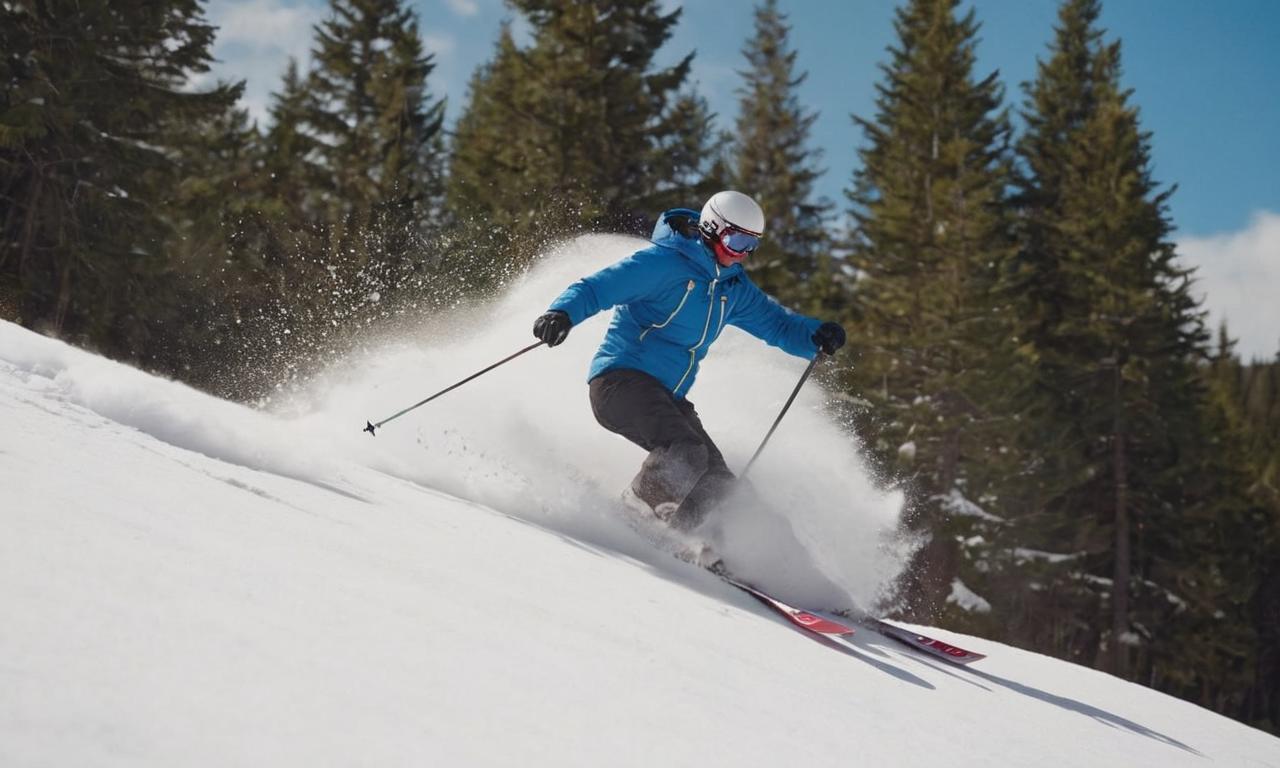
[{"x1": 2, "y1": 0, "x2": 1276, "y2": 734}]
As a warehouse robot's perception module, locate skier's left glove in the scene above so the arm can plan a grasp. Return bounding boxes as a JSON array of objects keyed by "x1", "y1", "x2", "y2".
[
  {"x1": 533, "y1": 310, "x2": 573, "y2": 347},
  {"x1": 812, "y1": 321, "x2": 846, "y2": 355}
]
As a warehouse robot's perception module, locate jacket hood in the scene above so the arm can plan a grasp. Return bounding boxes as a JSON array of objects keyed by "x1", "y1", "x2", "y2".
[{"x1": 650, "y1": 208, "x2": 745, "y2": 279}]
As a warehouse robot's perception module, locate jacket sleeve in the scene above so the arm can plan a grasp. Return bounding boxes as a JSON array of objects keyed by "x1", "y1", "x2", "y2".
[
  {"x1": 728, "y1": 279, "x2": 823, "y2": 360},
  {"x1": 547, "y1": 246, "x2": 670, "y2": 325}
]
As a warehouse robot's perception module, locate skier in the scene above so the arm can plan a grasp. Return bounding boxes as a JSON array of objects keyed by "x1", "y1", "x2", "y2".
[{"x1": 533, "y1": 191, "x2": 846, "y2": 533}]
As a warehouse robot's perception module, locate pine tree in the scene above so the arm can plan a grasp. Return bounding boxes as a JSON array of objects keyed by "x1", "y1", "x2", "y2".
[
  {"x1": 171, "y1": 104, "x2": 263, "y2": 270},
  {"x1": 446, "y1": 26, "x2": 555, "y2": 289},
  {"x1": 446, "y1": 0, "x2": 713, "y2": 271},
  {"x1": 989, "y1": 0, "x2": 1113, "y2": 667},
  {"x1": 843, "y1": 0, "x2": 1016, "y2": 619},
  {"x1": 1174, "y1": 326, "x2": 1280, "y2": 731},
  {"x1": 1009, "y1": 0, "x2": 1218, "y2": 678},
  {"x1": 251, "y1": 57, "x2": 333, "y2": 342},
  {"x1": 262, "y1": 59, "x2": 326, "y2": 222},
  {"x1": 164, "y1": 103, "x2": 272, "y2": 391},
  {"x1": 176, "y1": 0, "x2": 453, "y2": 401},
  {"x1": 652, "y1": 91, "x2": 727, "y2": 212},
  {"x1": 732, "y1": 0, "x2": 830, "y2": 310},
  {"x1": 303, "y1": 0, "x2": 446, "y2": 294},
  {"x1": 0, "y1": 0, "x2": 239, "y2": 361},
  {"x1": 1232, "y1": 349, "x2": 1280, "y2": 732}
]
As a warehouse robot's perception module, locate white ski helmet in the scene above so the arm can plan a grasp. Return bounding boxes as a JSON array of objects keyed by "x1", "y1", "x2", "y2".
[{"x1": 699, "y1": 190, "x2": 765, "y2": 241}]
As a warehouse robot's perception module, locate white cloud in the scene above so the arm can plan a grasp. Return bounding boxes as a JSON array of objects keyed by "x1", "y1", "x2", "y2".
[
  {"x1": 423, "y1": 33, "x2": 457, "y2": 58},
  {"x1": 688, "y1": 59, "x2": 737, "y2": 91},
  {"x1": 204, "y1": 0, "x2": 326, "y2": 122},
  {"x1": 203, "y1": 2, "x2": 465, "y2": 122},
  {"x1": 445, "y1": 0, "x2": 479, "y2": 17},
  {"x1": 214, "y1": 0, "x2": 321, "y2": 52},
  {"x1": 1179, "y1": 211, "x2": 1280, "y2": 361}
]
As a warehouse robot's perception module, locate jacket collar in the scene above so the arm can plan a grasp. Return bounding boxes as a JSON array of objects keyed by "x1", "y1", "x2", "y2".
[{"x1": 650, "y1": 208, "x2": 745, "y2": 280}]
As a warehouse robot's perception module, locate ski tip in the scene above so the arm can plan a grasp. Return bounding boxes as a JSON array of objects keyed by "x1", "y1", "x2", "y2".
[
  {"x1": 364, "y1": 421, "x2": 377, "y2": 436},
  {"x1": 871, "y1": 620, "x2": 987, "y2": 664}
]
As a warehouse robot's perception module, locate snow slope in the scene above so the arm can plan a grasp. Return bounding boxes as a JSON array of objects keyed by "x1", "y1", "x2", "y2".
[{"x1": 3, "y1": 239, "x2": 1279, "y2": 766}]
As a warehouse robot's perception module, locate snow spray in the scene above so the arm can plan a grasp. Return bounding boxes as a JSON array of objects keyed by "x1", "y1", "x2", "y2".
[{"x1": 294, "y1": 234, "x2": 915, "y2": 611}]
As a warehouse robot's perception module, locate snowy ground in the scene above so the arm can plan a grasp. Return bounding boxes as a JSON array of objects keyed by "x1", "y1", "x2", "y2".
[{"x1": 3, "y1": 238, "x2": 1279, "y2": 766}]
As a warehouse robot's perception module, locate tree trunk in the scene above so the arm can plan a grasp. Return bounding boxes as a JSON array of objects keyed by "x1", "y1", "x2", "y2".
[
  {"x1": 53, "y1": 262, "x2": 72, "y2": 334},
  {"x1": 1111, "y1": 360, "x2": 1130, "y2": 676}
]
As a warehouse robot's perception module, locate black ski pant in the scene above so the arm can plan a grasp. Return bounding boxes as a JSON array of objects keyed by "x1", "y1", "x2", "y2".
[{"x1": 589, "y1": 368, "x2": 735, "y2": 532}]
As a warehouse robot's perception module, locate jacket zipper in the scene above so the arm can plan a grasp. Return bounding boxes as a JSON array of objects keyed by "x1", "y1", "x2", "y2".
[
  {"x1": 713, "y1": 295, "x2": 728, "y2": 338},
  {"x1": 673, "y1": 267, "x2": 721, "y2": 396},
  {"x1": 640, "y1": 279, "x2": 696, "y2": 341}
]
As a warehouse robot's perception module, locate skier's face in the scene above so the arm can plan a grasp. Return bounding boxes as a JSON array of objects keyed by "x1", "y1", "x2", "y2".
[
  {"x1": 713, "y1": 239, "x2": 748, "y2": 267},
  {"x1": 712, "y1": 227, "x2": 759, "y2": 267}
]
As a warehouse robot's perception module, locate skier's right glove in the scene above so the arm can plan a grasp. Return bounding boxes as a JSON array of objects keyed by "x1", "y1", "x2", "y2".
[
  {"x1": 812, "y1": 321, "x2": 846, "y2": 355},
  {"x1": 533, "y1": 310, "x2": 572, "y2": 347}
]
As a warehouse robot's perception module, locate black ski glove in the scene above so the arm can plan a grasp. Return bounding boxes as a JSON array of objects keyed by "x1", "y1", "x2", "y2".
[
  {"x1": 533, "y1": 310, "x2": 572, "y2": 347},
  {"x1": 812, "y1": 321, "x2": 846, "y2": 355}
]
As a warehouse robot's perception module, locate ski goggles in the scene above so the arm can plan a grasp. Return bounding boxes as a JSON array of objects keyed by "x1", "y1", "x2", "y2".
[{"x1": 719, "y1": 227, "x2": 761, "y2": 255}]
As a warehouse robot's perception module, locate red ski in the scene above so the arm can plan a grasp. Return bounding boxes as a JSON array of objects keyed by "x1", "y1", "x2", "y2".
[
  {"x1": 718, "y1": 570, "x2": 985, "y2": 664},
  {"x1": 638, "y1": 524, "x2": 982, "y2": 662},
  {"x1": 722, "y1": 576, "x2": 855, "y2": 637},
  {"x1": 856, "y1": 617, "x2": 986, "y2": 665}
]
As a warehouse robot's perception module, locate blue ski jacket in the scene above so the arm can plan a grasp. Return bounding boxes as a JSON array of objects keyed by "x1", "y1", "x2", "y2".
[{"x1": 548, "y1": 208, "x2": 823, "y2": 400}]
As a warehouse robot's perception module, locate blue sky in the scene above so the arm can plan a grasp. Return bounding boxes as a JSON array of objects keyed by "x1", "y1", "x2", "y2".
[{"x1": 204, "y1": 0, "x2": 1280, "y2": 358}]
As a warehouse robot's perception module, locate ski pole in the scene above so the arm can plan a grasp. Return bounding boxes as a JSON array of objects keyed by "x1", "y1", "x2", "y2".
[
  {"x1": 741, "y1": 352, "x2": 824, "y2": 477},
  {"x1": 364, "y1": 340, "x2": 545, "y2": 436}
]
